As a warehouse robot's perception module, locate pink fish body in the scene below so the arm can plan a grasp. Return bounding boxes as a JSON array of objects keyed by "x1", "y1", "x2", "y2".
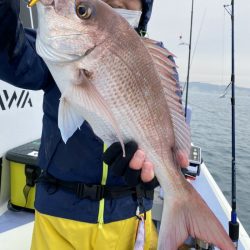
[{"x1": 36, "y1": 0, "x2": 235, "y2": 249}]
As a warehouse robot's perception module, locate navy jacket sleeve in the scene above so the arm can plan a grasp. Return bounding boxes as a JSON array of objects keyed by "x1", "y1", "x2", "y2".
[{"x1": 0, "y1": 0, "x2": 52, "y2": 91}]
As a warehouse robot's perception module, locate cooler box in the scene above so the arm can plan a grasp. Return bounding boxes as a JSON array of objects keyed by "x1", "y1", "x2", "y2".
[{"x1": 6, "y1": 139, "x2": 41, "y2": 210}]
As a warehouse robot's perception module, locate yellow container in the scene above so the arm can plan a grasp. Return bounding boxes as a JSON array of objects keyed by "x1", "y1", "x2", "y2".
[{"x1": 6, "y1": 140, "x2": 41, "y2": 210}]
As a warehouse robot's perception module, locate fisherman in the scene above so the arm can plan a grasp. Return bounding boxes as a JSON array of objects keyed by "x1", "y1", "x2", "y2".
[{"x1": 0, "y1": 0, "x2": 189, "y2": 249}]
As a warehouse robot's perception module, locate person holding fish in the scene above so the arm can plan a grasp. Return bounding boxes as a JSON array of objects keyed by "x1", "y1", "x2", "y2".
[{"x1": 1, "y1": 0, "x2": 235, "y2": 250}]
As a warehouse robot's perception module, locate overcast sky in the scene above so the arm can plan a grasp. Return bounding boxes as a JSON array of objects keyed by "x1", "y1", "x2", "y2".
[{"x1": 147, "y1": 0, "x2": 250, "y2": 88}]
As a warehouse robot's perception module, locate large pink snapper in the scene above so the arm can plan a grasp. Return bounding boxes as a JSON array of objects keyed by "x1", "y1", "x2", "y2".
[{"x1": 35, "y1": 0, "x2": 235, "y2": 249}]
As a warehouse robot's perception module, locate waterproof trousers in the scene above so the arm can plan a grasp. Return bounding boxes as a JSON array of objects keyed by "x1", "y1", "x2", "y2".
[{"x1": 30, "y1": 210, "x2": 158, "y2": 250}]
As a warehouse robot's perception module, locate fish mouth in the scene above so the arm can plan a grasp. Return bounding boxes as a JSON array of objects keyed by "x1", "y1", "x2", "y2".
[
  {"x1": 44, "y1": 33, "x2": 90, "y2": 57},
  {"x1": 37, "y1": 32, "x2": 97, "y2": 63}
]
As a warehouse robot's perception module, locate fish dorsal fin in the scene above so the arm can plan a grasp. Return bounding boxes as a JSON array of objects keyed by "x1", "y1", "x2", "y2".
[
  {"x1": 142, "y1": 38, "x2": 191, "y2": 159},
  {"x1": 142, "y1": 38, "x2": 176, "y2": 57}
]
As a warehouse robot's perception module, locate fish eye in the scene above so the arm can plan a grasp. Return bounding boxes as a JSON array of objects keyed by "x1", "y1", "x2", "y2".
[{"x1": 76, "y1": 4, "x2": 92, "y2": 19}]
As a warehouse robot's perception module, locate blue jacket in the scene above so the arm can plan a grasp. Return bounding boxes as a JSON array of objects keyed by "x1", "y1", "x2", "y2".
[{"x1": 0, "y1": 18, "x2": 153, "y2": 223}]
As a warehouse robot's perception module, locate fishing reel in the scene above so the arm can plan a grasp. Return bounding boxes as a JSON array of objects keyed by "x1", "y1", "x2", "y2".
[{"x1": 182, "y1": 145, "x2": 202, "y2": 180}]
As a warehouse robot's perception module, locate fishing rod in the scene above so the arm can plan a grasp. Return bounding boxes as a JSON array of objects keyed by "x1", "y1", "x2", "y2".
[
  {"x1": 28, "y1": 6, "x2": 34, "y2": 29},
  {"x1": 224, "y1": 0, "x2": 239, "y2": 247},
  {"x1": 184, "y1": 0, "x2": 194, "y2": 119}
]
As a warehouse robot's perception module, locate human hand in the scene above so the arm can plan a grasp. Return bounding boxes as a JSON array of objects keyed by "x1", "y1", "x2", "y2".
[
  {"x1": 103, "y1": 141, "x2": 159, "y2": 189},
  {"x1": 129, "y1": 146, "x2": 190, "y2": 182},
  {"x1": 103, "y1": 141, "x2": 190, "y2": 188}
]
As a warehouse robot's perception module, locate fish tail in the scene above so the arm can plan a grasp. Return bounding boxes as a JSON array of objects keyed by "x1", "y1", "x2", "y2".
[{"x1": 157, "y1": 182, "x2": 235, "y2": 250}]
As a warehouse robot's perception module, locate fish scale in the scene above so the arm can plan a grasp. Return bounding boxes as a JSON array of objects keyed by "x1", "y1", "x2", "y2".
[
  {"x1": 36, "y1": 0, "x2": 235, "y2": 249},
  {"x1": 90, "y1": 44, "x2": 171, "y2": 152}
]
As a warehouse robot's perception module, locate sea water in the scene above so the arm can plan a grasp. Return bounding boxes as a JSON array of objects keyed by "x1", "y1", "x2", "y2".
[{"x1": 187, "y1": 82, "x2": 250, "y2": 235}]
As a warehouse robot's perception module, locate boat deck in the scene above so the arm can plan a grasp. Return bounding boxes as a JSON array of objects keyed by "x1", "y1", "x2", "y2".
[{"x1": 0, "y1": 163, "x2": 250, "y2": 250}]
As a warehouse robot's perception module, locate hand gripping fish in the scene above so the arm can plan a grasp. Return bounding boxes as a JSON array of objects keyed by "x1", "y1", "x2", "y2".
[{"x1": 35, "y1": 0, "x2": 235, "y2": 249}]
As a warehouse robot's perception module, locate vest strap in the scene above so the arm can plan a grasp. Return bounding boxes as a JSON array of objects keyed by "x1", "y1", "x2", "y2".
[{"x1": 37, "y1": 173, "x2": 154, "y2": 201}]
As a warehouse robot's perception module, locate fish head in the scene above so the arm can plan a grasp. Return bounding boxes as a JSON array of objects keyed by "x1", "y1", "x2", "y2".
[{"x1": 36, "y1": 0, "x2": 130, "y2": 62}]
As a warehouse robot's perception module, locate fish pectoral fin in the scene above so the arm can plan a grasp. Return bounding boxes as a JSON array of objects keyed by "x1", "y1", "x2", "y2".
[
  {"x1": 58, "y1": 96, "x2": 85, "y2": 143},
  {"x1": 63, "y1": 69, "x2": 125, "y2": 155},
  {"x1": 159, "y1": 183, "x2": 235, "y2": 250}
]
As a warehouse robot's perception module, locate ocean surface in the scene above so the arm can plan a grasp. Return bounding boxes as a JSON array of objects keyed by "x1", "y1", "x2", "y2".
[{"x1": 187, "y1": 82, "x2": 250, "y2": 235}]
